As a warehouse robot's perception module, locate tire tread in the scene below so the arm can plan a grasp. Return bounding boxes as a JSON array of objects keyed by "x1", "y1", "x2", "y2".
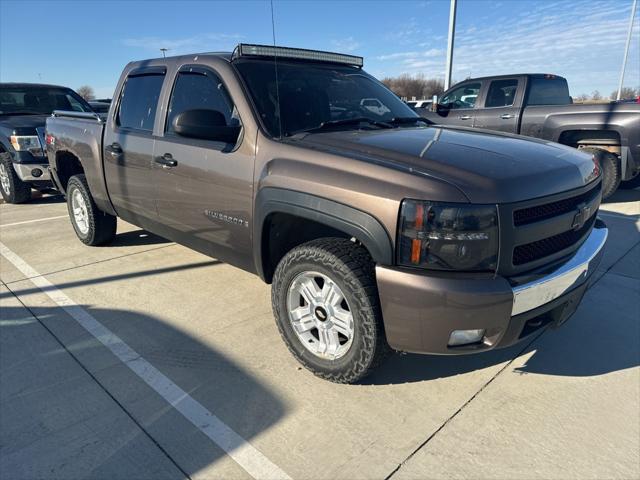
[
  {"x1": 67, "y1": 174, "x2": 116, "y2": 245},
  {"x1": 271, "y1": 238, "x2": 390, "y2": 384}
]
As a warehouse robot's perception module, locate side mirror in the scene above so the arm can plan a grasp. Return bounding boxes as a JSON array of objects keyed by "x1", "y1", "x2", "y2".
[
  {"x1": 173, "y1": 109, "x2": 240, "y2": 144},
  {"x1": 431, "y1": 95, "x2": 439, "y2": 112}
]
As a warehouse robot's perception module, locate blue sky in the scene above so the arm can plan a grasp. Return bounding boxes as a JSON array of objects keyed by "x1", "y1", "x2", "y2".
[{"x1": 1, "y1": 0, "x2": 638, "y2": 99}]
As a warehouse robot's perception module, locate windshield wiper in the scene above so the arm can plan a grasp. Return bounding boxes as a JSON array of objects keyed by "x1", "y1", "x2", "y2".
[
  {"x1": 288, "y1": 117, "x2": 393, "y2": 136},
  {"x1": 388, "y1": 116, "x2": 428, "y2": 125}
]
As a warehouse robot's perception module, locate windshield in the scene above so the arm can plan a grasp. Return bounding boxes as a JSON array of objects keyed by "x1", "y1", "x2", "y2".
[
  {"x1": 234, "y1": 59, "x2": 418, "y2": 137},
  {"x1": 0, "y1": 86, "x2": 92, "y2": 115}
]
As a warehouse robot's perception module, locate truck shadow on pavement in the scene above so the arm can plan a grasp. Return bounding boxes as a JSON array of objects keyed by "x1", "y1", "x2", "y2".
[
  {"x1": 109, "y1": 229, "x2": 172, "y2": 247},
  {"x1": 0, "y1": 302, "x2": 287, "y2": 479},
  {"x1": 0, "y1": 260, "x2": 221, "y2": 299},
  {"x1": 26, "y1": 193, "x2": 66, "y2": 205}
]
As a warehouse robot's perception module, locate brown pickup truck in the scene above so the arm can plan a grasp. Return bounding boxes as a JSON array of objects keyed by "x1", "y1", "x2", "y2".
[{"x1": 46, "y1": 45, "x2": 608, "y2": 383}]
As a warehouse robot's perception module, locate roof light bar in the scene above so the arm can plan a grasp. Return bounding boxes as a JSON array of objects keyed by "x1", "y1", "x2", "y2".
[{"x1": 234, "y1": 44, "x2": 363, "y2": 67}]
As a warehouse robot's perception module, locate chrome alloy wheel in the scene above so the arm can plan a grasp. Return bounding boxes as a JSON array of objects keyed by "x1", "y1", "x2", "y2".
[
  {"x1": 287, "y1": 271, "x2": 355, "y2": 360},
  {"x1": 71, "y1": 189, "x2": 89, "y2": 235},
  {"x1": 0, "y1": 163, "x2": 10, "y2": 195}
]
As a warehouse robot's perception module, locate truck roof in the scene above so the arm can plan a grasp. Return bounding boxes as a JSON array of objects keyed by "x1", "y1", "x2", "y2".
[
  {"x1": 0, "y1": 82, "x2": 72, "y2": 89},
  {"x1": 128, "y1": 44, "x2": 363, "y2": 68},
  {"x1": 457, "y1": 73, "x2": 567, "y2": 83}
]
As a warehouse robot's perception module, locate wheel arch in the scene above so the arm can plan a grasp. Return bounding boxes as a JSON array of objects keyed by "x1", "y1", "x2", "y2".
[
  {"x1": 53, "y1": 150, "x2": 85, "y2": 194},
  {"x1": 255, "y1": 188, "x2": 394, "y2": 283}
]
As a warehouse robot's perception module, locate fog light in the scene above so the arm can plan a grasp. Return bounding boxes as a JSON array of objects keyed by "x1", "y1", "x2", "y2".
[
  {"x1": 448, "y1": 329, "x2": 485, "y2": 346},
  {"x1": 31, "y1": 168, "x2": 43, "y2": 178}
]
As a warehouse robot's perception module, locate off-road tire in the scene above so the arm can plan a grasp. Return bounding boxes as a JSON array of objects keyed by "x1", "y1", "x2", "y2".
[
  {"x1": 580, "y1": 147, "x2": 621, "y2": 200},
  {"x1": 0, "y1": 153, "x2": 31, "y2": 204},
  {"x1": 619, "y1": 172, "x2": 640, "y2": 190},
  {"x1": 67, "y1": 174, "x2": 117, "y2": 246},
  {"x1": 272, "y1": 238, "x2": 390, "y2": 383}
]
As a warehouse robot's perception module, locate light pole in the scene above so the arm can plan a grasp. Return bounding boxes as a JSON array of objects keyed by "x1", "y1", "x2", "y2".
[
  {"x1": 444, "y1": 0, "x2": 457, "y2": 90},
  {"x1": 160, "y1": 48, "x2": 168, "y2": 58},
  {"x1": 616, "y1": 0, "x2": 637, "y2": 100}
]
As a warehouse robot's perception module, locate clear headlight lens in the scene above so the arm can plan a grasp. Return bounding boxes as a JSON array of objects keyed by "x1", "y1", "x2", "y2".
[
  {"x1": 398, "y1": 200, "x2": 499, "y2": 271},
  {"x1": 10, "y1": 135, "x2": 44, "y2": 156}
]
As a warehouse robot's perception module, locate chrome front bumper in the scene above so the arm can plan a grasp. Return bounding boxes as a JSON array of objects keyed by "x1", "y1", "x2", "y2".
[
  {"x1": 13, "y1": 163, "x2": 51, "y2": 182},
  {"x1": 512, "y1": 222, "x2": 608, "y2": 316}
]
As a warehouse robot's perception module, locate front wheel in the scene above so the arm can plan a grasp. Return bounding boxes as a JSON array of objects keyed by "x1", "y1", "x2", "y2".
[
  {"x1": 67, "y1": 174, "x2": 117, "y2": 246},
  {"x1": 271, "y1": 238, "x2": 390, "y2": 383},
  {"x1": 0, "y1": 153, "x2": 31, "y2": 204}
]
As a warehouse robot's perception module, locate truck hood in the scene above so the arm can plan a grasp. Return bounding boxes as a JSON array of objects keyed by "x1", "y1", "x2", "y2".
[
  {"x1": 0, "y1": 114, "x2": 48, "y2": 135},
  {"x1": 294, "y1": 126, "x2": 598, "y2": 203}
]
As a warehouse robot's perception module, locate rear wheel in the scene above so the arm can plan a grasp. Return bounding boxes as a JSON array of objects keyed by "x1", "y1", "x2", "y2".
[
  {"x1": 271, "y1": 238, "x2": 390, "y2": 383},
  {"x1": 580, "y1": 147, "x2": 620, "y2": 199},
  {"x1": 0, "y1": 153, "x2": 31, "y2": 204},
  {"x1": 67, "y1": 174, "x2": 116, "y2": 246}
]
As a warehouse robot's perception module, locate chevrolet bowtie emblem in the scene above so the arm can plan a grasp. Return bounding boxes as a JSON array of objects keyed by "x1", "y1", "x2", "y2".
[{"x1": 571, "y1": 202, "x2": 591, "y2": 231}]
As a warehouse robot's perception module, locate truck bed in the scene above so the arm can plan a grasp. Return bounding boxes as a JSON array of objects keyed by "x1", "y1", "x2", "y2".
[{"x1": 45, "y1": 111, "x2": 114, "y2": 214}]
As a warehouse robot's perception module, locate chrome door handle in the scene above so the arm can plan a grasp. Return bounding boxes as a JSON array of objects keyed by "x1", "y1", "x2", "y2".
[
  {"x1": 459, "y1": 115, "x2": 472, "y2": 120},
  {"x1": 106, "y1": 143, "x2": 123, "y2": 161},
  {"x1": 500, "y1": 114, "x2": 515, "y2": 119},
  {"x1": 155, "y1": 153, "x2": 178, "y2": 168}
]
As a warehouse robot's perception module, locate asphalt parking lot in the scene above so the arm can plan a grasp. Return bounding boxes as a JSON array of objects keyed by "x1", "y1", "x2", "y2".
[{"x1": 1, "y1": 189, "x2": 639, "y2": 480}]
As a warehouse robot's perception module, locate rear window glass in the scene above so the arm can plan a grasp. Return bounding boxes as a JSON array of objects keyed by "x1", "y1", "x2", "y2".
[
  {"x1": 117, "y1": 74, "x2": 164, "y2": 131},
  {"x1": 527, "y1": 78, "x2": 571, "y2": 105}
]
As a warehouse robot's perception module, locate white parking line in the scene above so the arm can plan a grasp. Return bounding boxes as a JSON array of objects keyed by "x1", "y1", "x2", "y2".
[
  {"x1": 0, "y1": 241, "x2": 291, "y2": 480},
  {"x1": 0, "y1": 215, "x2": 68, "y2": 228}
]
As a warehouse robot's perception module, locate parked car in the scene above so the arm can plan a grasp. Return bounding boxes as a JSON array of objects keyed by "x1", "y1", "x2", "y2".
[
  {"x1": 46, "y1": 45, "x2": 607, "y2": 383},
  {"x1": 0, "y1": 83, "x2": 93, "y2": 203},
  {"x1": 614, "y1": 96, "x2": 640, "y2": 104},
  {"x1": 420, "y1": 74, "x2": 640, "y2": 197},
  {"x1": 406, "y1": 99, "x2": 433, "y2": 109}
]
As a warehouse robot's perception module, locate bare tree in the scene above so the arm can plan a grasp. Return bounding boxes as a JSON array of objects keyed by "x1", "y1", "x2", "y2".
[
  {"x1": 611, "y1": 86, "x2": 638, "y2": 100},
  {"x1": 590, "y1": 90, "x2": 603, "y2": 101},
  {"x1": 575, "y1": 93, "x2": 590, "y2": 102},
  {"x1": 76, "y1": 85, "x2": 95, "y2": 101},
  {"x1": 382, "y1": 74, "x2": 444, "y2": 100}
]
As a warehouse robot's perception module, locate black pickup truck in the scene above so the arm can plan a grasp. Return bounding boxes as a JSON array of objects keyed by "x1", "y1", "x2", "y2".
[
  {"x1": 420, "y1": 74, "x2": 640, "y2": 198},
  {"x1": 0, "y1": 83, "x2": 94, "y2": 203}
]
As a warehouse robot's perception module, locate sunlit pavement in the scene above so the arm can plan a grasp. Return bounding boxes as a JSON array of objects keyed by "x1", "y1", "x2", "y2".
[{"x1": 1, "y1": 189, "x2": 638, "y2": 480}]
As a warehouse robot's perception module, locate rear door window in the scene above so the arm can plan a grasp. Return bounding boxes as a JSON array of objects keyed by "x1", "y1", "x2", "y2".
[
  {"x1": 485, "y1": 79, "x2": 519, "y2": 107},
  {"x1": 116, "y1": 74, "x2": 165, "y2": 131}
]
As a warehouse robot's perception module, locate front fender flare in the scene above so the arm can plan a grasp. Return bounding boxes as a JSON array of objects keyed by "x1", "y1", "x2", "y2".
[{"x1": 254, "y1": 188, "x2": 394, "y2": 280}]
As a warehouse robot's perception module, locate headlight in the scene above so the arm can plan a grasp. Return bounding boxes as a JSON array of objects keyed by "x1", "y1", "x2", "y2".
[
  {"x1": 10, "y1": 135, "x2": 44, "y2": 156},
  {"x1": 398, "y1": 200, "x2": 499, "y2": 271}
]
